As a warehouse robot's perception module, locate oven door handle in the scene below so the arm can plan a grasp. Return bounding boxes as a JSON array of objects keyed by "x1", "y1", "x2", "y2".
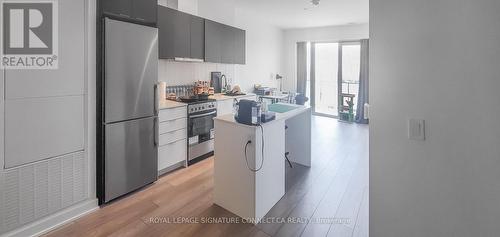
[{"x1": 189, "y1": 110, "x2": 217, "y2": 118}]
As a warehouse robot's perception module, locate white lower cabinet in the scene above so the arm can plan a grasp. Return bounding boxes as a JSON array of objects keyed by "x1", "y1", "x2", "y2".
[
  {"x1": 158, "y1": 139, "x2": 187, "y2": 172},
  {"x1": 158, "y1": 106, "x2": 188, "y2": 174}
]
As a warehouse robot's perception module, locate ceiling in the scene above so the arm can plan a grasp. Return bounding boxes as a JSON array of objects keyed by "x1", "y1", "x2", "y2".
[{"x1": 234, "y1": 0, "x2": 369, "y2": 29}]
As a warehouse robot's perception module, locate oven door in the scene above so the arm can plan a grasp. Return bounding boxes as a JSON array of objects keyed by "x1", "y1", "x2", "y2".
[{"x1": 188, "y1": 110, "x2": 217, "y2": 146}]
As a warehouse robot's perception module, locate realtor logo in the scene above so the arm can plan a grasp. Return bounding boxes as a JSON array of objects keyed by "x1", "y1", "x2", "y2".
[{"x1": 1, "y1": 0, "x2": 58, "y2": 69}]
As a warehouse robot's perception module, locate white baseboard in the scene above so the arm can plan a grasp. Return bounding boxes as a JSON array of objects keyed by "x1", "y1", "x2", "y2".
[{"x1": 0, "y1": 199, "x2": 98, "y2": 237}]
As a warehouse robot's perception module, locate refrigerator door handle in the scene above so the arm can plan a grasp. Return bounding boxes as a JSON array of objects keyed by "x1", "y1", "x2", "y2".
[
  {"x1": 154, "y1": 117, "x2": 159, "y2": 147},
  {"x1": 154, "y1": 84, "x2": 159, "y2": 116}
]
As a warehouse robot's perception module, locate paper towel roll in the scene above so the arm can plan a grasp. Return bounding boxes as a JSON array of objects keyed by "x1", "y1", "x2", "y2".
[{"x1": 158, "y1": 82, "x2": 167, "y2": 100}]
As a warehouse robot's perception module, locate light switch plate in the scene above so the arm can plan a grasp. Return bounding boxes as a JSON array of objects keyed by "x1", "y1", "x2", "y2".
[{"x1": 408, "y1": 119, "x2": 425, "y2": 141}]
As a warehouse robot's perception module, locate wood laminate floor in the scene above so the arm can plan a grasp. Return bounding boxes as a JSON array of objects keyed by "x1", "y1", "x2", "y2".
[{"x1": 45, "y1": 116, "x2": 368, "y2": 237}]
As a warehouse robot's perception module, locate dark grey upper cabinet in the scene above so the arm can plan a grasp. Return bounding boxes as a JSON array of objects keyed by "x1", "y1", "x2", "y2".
[
  {"x1": 131, "y1": 0, "x2": 157, "y2": 24},
  {"x1": 190, "y1": 16, "x2": 205, "y2": 60},
  {"x1": 204, "y1": 20, "x2": 246, "y2": 64},
  {"x1": 220, "y1": 24, "x2": 234, "y2": 64},
  {"x1": 233, "y1": 28, "x2": 246, "y2": 64},
  {"x1": 158, "y1": 6, "x2": 205, "y2": 60},
  {"x1": 101, "y1": 0, "x2": 131, "y2": 18},
  {"x1": 204, "y1": 20, "x2": 222, "y2": 63},
  {"x1": 101, "y1": 0, "x2": 157, "y2": 24},
  {"x1": 173, "y1": 11, "x2": 191, "y2": 58},
  {"x1": 158, "y1": 6, "x2": 176, "y2": 58}
]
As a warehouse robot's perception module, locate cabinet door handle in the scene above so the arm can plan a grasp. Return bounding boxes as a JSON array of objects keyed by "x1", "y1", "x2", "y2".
[{"x1": 136, "y1": 17, "x2": 145, "y2": 21}]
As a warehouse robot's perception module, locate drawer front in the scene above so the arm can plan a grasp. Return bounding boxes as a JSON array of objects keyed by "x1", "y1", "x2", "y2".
[
  {"x1": 158, "y1": 139, "x2": 187, "y2": 171},
  {"x1": 159, "y1": 106, "x2": 187, "y2": 122},
  {"x1": 159, "y1": 128, "x2": 187, "y2": 146},
  {"x1": 159, "y1": 118, "x2": 187, "y2": 134}
]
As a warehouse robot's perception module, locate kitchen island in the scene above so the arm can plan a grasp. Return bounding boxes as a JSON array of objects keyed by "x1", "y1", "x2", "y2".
[{"x1": 213, "y1": 103, "x2": 311, "y2": 223}]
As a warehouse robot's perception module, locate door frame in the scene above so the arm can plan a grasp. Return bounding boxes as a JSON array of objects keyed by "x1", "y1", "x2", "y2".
[{"x1": 309, "y1": 40, "x2": 361, "y2": 118}]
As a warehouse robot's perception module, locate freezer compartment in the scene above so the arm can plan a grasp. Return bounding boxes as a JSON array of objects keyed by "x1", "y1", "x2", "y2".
[
  {"x1": 104, "y1": 117, "x2": 158, "y2": 203},
  {"x1": 104, "y1": 18, "x2": 158, "y2": 123}
]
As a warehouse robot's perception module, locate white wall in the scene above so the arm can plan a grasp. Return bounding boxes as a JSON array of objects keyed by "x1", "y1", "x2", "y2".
[
  {"x1": 0, "y1": 0, "x2": 97, "y2": 236},
  {"x1": 234, "y1": 7, "x2": 284, "y2": 92},
  {"x1": 158, "y1": 61, "x2": 236, "y2": 86},
  {"x1": 158, "y1": 0, "x2": 284, "y2": 93},
  {"x1": 197, "y1": 0, "x2": 235, "y2": 25},
  {"x1": 282, "y1": 24, "x2": 369, "y2": 91},
  {"x1": 370, "y1": 1, "x2": 500, "y2": 237}
]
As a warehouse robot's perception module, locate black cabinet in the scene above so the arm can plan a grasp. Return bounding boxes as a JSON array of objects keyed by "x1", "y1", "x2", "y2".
[
  {"x1": 173, "y1": 10, "x2": 191, "y2": 58},
  {"x1": 204, "y1": 20, "x2": 246, "y2": 64},
  {"x1": 190, "y1": 16, "x2": 205, "y2": 60},
  {"x1": 233, "y1": 28, "x2": 246, "y2": 64},
  {"x1": 101, "y1": 0, "x2": 131, "y2": 18},
  {"x1": 220, "y1": 24, "x2": 234, "y2": 64},
  {"x1": 204, "y1": 20, "x2": 222, "y2": 63},
  {"x1": 131, "y1": 0, "x2": 157, "y2": 24},
  {"x1": 101, "y1": 0, "x2": 157, "y2": 24},
  {"x1": 158, "y1": 6, "x2": 205, "y2": 60}
]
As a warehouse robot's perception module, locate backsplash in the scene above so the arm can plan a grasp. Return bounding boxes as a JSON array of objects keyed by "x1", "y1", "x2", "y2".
[{"x1": 158, "y1": 60, "x2": 236, "y2": 87}]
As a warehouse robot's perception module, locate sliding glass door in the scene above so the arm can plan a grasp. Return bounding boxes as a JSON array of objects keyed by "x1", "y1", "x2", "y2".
[
  {"x1": 309, "y1": 41, "x2": 361, "y2": 118},
  {"x1": 312, "y1": 43, "x2": 339, "y2": 116}
]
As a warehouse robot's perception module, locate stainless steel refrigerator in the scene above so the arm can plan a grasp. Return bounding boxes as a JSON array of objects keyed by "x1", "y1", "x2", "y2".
[{"x1": 99, "y1": 18, "x2": 159, "y2": 204}]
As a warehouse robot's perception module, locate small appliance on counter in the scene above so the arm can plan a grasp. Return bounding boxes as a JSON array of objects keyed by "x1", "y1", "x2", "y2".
[
  {"x1": 210, "y1": 72, "x2": 223, "y2": 93},
  {"x1": 235, "y1": 99, "x2": 262, "y2": 125}
]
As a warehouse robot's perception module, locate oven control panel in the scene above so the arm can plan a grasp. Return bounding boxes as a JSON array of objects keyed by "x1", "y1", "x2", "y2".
[{"x1": 188, "y1": 101, "x2": 217, "y2": 114}]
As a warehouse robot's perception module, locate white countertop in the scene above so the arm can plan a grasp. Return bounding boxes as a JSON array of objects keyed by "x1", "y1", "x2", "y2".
[
  {"x1": 209, "y1": 93, "x2": 256, "y2": 101},
  {"x1": 158, "y1": 93, "x2": 256, "y2": 110},
  {"x1": 214, "y1": 103, "x2": 311, "y2": 127},
  {"x1": 158, "y1": 99, "x2": 187, "y2": 110}
]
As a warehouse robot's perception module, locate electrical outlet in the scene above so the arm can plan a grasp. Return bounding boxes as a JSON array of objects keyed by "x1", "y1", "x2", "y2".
[{"x1": 408, "y1": 119, "x2": 425, "y2": 141}]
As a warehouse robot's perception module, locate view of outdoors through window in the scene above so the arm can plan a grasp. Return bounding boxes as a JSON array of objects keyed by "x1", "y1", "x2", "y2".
[
  {"x1": 314, "y1": 43, "x2": 339, "y2": 116},
  {"x1": 305, "y1": 42, "x2": 361, "y2": 117},
  {"x1": 341, "y1": 44, "x2": 361, "y2": 113}
]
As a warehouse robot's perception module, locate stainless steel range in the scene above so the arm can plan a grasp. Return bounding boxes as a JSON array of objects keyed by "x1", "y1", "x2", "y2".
[{"x1": 187, "y1": 100, "x2": 217, "y2": 163}]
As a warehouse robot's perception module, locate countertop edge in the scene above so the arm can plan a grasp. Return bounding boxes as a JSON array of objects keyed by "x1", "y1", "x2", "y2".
[
  {"x1": 214, "y1": 104, "x2": 311, "y2": 127},
  {"x1": 159, "y1": 100, "x2": 187, "y2": 110}
]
